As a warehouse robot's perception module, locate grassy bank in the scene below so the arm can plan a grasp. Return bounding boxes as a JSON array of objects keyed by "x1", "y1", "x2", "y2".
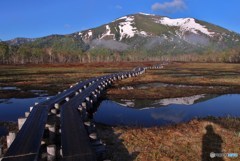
[
  {"x1": 1, "y1": 62, "x2": 240, "y2": 99},
  {"x1": 107, "y1": 62, "x2": 240, "y2": 99},
  {"x1": 97, "y1": 117, "x2": 240, "y2": 161},
  {"x1": 0, "y1": 62, "x2": 155, "y2": 98}
]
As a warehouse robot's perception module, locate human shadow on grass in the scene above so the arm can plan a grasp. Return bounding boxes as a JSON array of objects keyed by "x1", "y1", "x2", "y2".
[{"x1": 202, "y1": 125, "x2": 224, "y2": 161}]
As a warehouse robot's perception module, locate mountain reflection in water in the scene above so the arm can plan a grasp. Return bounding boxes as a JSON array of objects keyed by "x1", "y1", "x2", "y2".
[{"x1": 94, "y1": 94, "x2": 240, "y2": 127}]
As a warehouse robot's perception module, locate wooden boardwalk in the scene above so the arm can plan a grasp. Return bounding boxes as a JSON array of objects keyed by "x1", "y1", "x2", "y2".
[{"x1": 1, "y1": 65, "x2": 163, "y2": 161}]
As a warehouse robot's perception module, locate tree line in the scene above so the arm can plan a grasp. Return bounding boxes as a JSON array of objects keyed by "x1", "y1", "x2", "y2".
[{"x1": 0, "y1": 41, "x2": 240, "y2": 64}]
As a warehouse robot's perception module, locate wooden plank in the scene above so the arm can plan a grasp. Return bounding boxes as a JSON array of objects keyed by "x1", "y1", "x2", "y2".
[
  {"x1": 3, "y1": 105, "x2": 49, "y2": 161},
  {"x1": 3, "y1": 78, "x2": 100, "y2": 161},
  {"x1": 60, "y1": 74, "x2": 119, "y2": 160},
  {"x1": 60, "y1": 77, "x2": 111, "y2": 160},
  {"x1": 61, "y1": 105, "x2": 96, "y2": 161},
  {"x1": 3, "y1": 70, "x2": 143, "y2": 161}
]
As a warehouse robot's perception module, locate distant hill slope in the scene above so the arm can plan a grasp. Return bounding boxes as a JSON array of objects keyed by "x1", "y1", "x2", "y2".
[{"x1": 1, "y1": 13, "x2": 240, "y2": 63}]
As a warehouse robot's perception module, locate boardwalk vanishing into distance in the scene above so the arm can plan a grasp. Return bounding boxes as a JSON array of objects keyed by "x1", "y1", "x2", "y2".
[{"x1": 1, "y1": 65, "x2": 163, "y2": 161}]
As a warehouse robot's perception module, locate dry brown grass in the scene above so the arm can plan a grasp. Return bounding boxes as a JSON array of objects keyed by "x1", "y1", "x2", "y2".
[
  {"x1": 107, "y1": 86, "x2": 240, "y2": 99},
  {"x1": 0, "y1": 62, "x2": 157, "y2": 98},
  {"x1": 2, "y1": 62, "x2": 240, "y2": 99},
  {"x1": 107, "y1": 62, "x2": 240, "y2": 99},
  {"x1": 97, "y1": 117, "x2": 240, "y2": 161}
]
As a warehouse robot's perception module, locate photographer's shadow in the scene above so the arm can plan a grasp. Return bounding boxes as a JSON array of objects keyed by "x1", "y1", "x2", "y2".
[{"x1": 202, "y1": 125, "x2": 224, "y2": 161}]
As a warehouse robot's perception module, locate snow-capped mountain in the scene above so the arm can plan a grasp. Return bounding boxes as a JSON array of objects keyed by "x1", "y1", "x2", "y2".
[
  {"x1": 67, "y1": 13, "x2": 240, "y2": 53},
  {"x1": 4, "y1": 13, "x2": 240, "y2": 58}
]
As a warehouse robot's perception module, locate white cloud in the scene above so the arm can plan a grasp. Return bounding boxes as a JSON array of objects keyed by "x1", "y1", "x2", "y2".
[
  {"x1": 116, "y1": 5, "x2": 122, "y2": 9},
  {"x1": 152, "y1": 0, "x2": 186, "y2": 13}
]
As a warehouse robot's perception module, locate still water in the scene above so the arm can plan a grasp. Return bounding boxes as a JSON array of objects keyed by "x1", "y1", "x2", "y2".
[
  {"x1": 0, "y1": 96, "x2": 50, "y2": 137},
  {"x1": 0, "y1": 94, "x2": 239, "y2": 128},
  {"x1": 0, "y1": 126, "x2": 8, "y2": 137},
  {"x1": 94, "y1": 94, "x2": 240, "y2": 127},
  {"x1": 0, "y1": 97, "x2": 49, "y2": 122}
]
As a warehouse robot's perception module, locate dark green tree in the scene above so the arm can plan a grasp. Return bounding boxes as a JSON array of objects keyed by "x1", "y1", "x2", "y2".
[{"x1": 0, "y1": 42, "x2": 9, "y2": 63}]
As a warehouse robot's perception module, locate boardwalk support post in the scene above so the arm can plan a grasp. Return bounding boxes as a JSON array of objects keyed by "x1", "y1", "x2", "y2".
[
  {"x1": 18, "y1": 118, "x2": 27, "y2": 130},
  {"x1": 7, "y1": 132, "x2": 16, "y2": 148},
  {"x1": 89, "y1": 133, "x2": 97, "y2": 140},
  {"x1": 50, "y1": 108, "x2": 57, "y2": 115},
  {"x1": 25, "y1": 112, "x2": 30, "y2": 117},
  {"x1": 82, "y1": 102, "x2": 87, "y2": 109},
  {"x1": 54, "y1": 103, "x2": 60, "y2": 110},
  {"x1": 47, "y1": 145, "x2": 56, "y2": 160},
  {"x1": 29, "y1": 106, "x2": 33, "y2": 112}
]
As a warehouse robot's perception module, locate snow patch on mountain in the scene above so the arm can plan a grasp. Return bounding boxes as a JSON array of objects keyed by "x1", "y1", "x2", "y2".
[
  {"x1": 82, "y1": 30, "x2": 93, "y2": 40},
  {"x1": 117, "y1": 16, "x2": 150, "y2": 40},
  {"x1": 87, "y1": 30, "x2": 92, "y2": 37},
  {"x1": 115, "y1": 16, "x2": 128, "y2": 21},
  {"x1": 105, "y1": 25, "x2": 110, "y2": 34},
  {"x1": 118, "y1": 16, "x2": 137, "y2": 40},
  {"x1": 139, "y1": 31, "x2": 147, "y2": 36},
  {"x1": 155, "y1": 17, "x2": 215, "y2": 37},
  {"x1": 138, "y1": 12, "x2": 155, "y2": 16},
  {"x1": 100, "y1": 25, "x2": 115, "y2": 40}
]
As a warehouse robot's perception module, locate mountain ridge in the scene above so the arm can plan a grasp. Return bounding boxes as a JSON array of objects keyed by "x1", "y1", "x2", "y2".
[
  {"x1": 5, "y1": 13, "x2": 240, "y2": 45},
  {"x1": 1, "y1": 13, "x2": 240, "y2": 63}
]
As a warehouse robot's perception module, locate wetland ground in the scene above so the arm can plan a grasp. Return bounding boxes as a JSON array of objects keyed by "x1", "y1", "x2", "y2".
[{"x1": 0, "y1": 62, "x2": 240, "y2": 160}]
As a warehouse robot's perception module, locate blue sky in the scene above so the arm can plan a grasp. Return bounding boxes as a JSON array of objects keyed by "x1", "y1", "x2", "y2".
[{"x1": 0, "y1": 0, "x2": 239, "y2": 40}]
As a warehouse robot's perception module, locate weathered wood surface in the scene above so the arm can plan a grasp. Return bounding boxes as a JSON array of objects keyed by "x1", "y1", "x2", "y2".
[
  {"x1": 2, "y1": 77, "x2": 100, "y2": 161},
  {"x1": 2, "y1": 68, "x2": 146, "y2": 161},
  {"x1": 60, "y1": 74, "x2": 117, "y2": 161}
]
